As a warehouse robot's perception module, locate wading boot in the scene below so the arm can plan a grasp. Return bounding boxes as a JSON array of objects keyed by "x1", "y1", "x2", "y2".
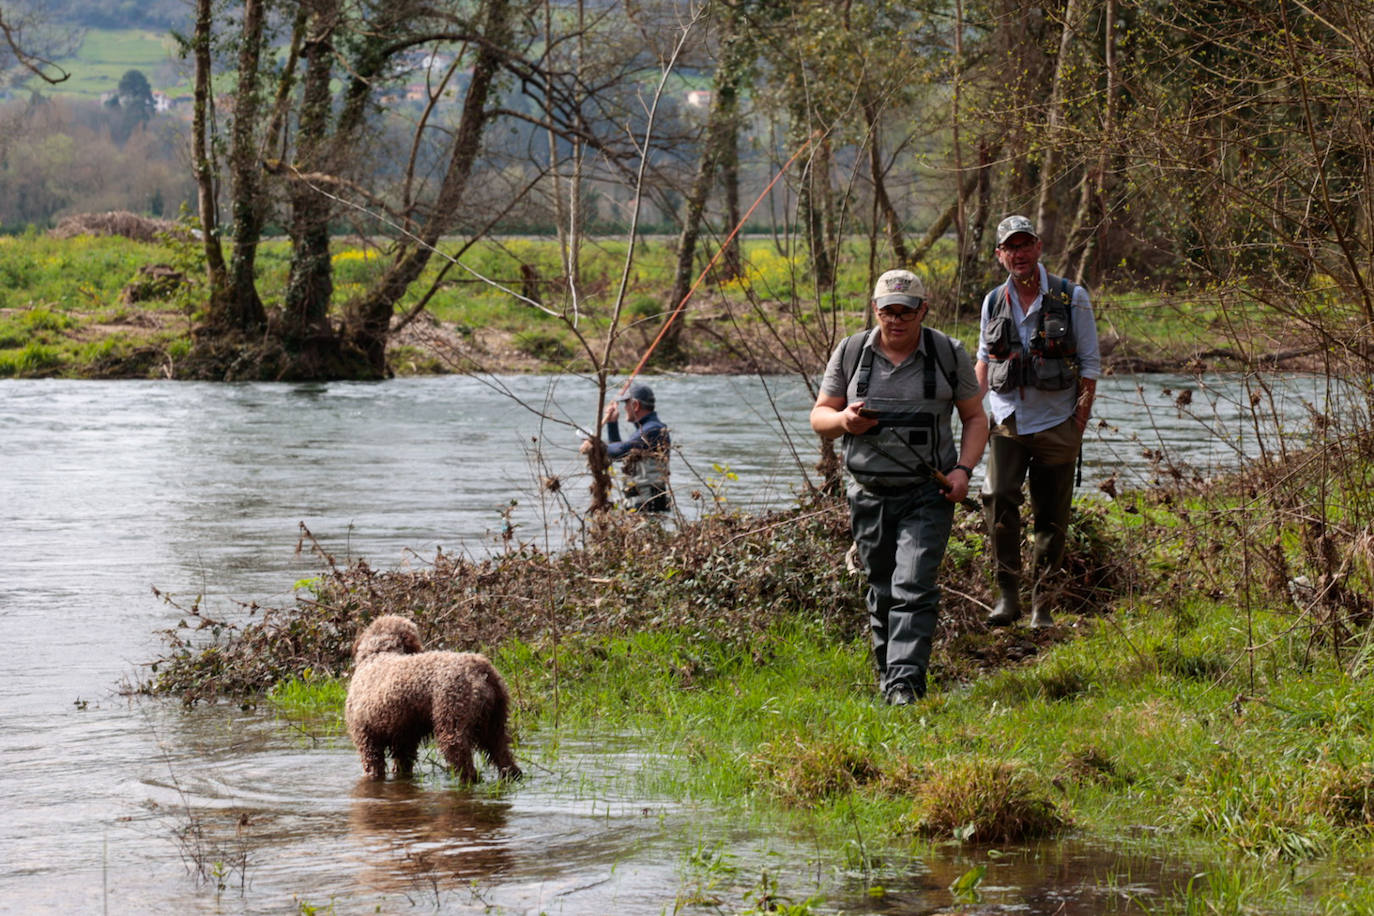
[
  {"x1": 1029, "y1": 566, "x2": 1056, "y2": 629},
  {"x1": 986, "y1": 575, "x2": 1022, "y2": 627}
]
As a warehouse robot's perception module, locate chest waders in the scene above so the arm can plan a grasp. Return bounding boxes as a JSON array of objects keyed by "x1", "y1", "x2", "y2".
[
  {"x1": 622, "y1": 448, "x2": 670, "y2": 511},
  {"x1": 840, "y1": 327, "x2": 958, "y2": 492}
]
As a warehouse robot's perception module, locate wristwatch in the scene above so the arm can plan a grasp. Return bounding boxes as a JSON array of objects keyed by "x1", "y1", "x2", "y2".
[{"x1": 953, "y1": 464, "x2": 974, "y2": 476}]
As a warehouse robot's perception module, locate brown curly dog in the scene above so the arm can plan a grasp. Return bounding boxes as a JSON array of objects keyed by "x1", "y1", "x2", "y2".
[{"x1": 344, "y1": 615, "x2": 522, "y2": 783}]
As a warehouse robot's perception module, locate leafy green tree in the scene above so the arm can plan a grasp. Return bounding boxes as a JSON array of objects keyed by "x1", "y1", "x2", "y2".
[{"x1": 116, "y1": 69, "x2": 154, "y2": 118}]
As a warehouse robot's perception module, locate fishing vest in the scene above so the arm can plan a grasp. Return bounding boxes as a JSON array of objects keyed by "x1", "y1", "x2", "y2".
[
  {"x1": 838, "y1": 327, "x2": 960, "y2": 491},
  {"x1": 983, "y1": 273, "x2": 1080, "y2": 394}
]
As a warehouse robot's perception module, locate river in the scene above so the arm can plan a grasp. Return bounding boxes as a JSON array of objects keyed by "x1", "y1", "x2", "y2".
[{"x1": 0, "y1": 372, "x2": 1335, "y2": 913}]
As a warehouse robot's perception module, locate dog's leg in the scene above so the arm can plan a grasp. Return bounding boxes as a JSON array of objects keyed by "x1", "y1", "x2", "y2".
[
  {"x1": 391, "y1": 739, "x2": 420, "y2": 779},
  {"x1": 356, "y1": 736, "x2": 387, "y2": 781},
  {"x1": 486, "y1": 736, "x2": 522, "y2": 781},
  {"x1": 436, "y1": 729, "x2": 480, "y2": 783}
]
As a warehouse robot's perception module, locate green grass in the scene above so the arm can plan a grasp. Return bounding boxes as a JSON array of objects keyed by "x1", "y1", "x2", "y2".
[
  {"x1": 34, "y1": 29, "x2": 186, "y2": 100},
  {"x1": 275, "y1": 601, "x2": 1374, "y2": 912},
  {"x1": 0, "y1": 228, "x2": 1271, "y2": 378}
]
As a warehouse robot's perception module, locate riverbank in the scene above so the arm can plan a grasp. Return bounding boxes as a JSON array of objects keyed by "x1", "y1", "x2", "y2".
[
  {"x1": 144, "y1": 430, "x2": 1374, "y2": 913},
  {"x1": 0, "y1": 229, "x2": 1326, "y2": 380}
]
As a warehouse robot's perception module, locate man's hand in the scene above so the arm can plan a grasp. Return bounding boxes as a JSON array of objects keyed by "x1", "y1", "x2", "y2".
[
  {"x1": 602, "y1": 402, "x2": 620, "y2": 424},
  {"x1": 1073, "y1": 378, "x2": 1097, "y2": 431},
  {"x1": 840, "y1": 402, "x2": 879, "y2": 435},
  {"x1": 943, "y1": 466, "x2": 971, "y2": 503}
]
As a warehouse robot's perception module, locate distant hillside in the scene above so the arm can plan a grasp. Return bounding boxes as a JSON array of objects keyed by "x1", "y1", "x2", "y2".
[{"x1": 50, "y1": 0, "x2": 189, "y2": 32}]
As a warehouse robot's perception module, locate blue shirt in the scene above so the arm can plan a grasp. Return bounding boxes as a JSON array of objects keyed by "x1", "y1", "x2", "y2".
[
  {"x1": 975, "y1": 264, "x2": 1101, "y2": 434},
  {"x1": 606, "y1": 410, "x2": 670, "y2": 460}
]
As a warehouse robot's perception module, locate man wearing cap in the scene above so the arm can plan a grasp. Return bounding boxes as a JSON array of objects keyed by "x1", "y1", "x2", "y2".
[
  {"x1": 976, "y1": 215, "x2": 1101, "y2": 629},
  {"x1": 811, "y1": 269, "x2": 988, "y2": 705},
  {"x1": 581, "y1": 382, "x2": 672, "y2": 513}
]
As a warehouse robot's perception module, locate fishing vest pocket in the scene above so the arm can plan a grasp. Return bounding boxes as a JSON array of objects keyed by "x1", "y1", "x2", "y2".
[
  {"x1": 1029, "y1": 352, "x2": 1080, "y2": 391},
  {"x1": 985, "y1": 315, "x2": 1017, "y2": 359},
  {"x1": 987, "y1": 356, "x2": 1021, "y2": 394},
  {"x1": 1039, "y1": 312, "x2": 1072, "y2": 357}
]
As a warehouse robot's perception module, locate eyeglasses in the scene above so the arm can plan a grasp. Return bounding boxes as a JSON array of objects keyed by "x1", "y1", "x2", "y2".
[
  {"x1": 998, "y1": 238, "x2": 1038, "y2": 253},
  {"x1": 877, "y1": 304, "x2": 923, "y2": 321}
]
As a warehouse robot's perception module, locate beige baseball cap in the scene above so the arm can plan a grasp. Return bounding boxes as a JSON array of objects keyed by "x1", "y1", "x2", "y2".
[{"x1": 872, "y1": 269, "x2": 926, "y2": 308}]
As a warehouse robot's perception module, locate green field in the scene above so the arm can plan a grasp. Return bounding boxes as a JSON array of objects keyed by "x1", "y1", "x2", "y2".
[{"x1": 29, "y1": 28, "x2": 189, "y2": 101}]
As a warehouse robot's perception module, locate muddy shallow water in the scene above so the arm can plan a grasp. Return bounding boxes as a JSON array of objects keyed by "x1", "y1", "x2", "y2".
[{"x1": 0, "y1": 373, "x2": 1331, "y2": 913}]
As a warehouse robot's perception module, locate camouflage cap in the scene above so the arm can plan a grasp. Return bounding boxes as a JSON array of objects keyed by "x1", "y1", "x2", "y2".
[{"x1": 995, "y1": 214, "x2": 1038, "y2": 247}]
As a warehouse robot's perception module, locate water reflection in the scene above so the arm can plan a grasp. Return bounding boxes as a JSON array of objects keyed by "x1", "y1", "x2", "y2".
[{"x1": 348, "y1": 781, "x2": 515, "y2": 892}]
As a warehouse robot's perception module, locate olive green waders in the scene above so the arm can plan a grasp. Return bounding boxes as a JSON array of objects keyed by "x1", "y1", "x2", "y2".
[{"x1": 981, "y1": 414, "x2": 1082, "y2": 627}]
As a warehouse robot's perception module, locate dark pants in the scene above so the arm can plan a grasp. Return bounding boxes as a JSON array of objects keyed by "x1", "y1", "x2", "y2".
[
  {"x1": 849, "y1": 481, "x2": 956, "y2": 695},
  {"x1": 981, "y1": 414, "x2": 1081, "y2": 590}
]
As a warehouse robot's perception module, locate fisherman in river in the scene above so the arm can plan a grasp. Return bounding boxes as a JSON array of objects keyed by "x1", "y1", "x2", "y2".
[
  {"x1": 976, "y1": 215, "x2": 1102, "y2": 630},
  {"x1": 811, "y1": 269, "x2": 989, "y2": 706},
  {"x1": 581, "y1": 382, "x2": 673, "y2": 513}
]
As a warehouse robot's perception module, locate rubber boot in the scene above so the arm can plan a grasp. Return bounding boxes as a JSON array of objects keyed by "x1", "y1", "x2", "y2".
[
  {"x1": 1029, "y1": 569, "x2": 1056, "y2": 628},
  {"x1": 987, "y1": 573, "x2": 1022, "y2": 626}
]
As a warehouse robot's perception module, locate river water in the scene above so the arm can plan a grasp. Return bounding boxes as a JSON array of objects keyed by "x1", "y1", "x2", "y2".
[{"x1": 0, "y1": 372, "x2": 1339, "y2": 913}]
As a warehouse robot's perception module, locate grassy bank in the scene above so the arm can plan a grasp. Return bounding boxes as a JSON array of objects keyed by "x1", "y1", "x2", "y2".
[
  {"x1": 147, "y1": 431, "x2": 1374, "y2": 914},
  {"x1": 0, "y1": 229, "x2": 1285, "y2": 379}
]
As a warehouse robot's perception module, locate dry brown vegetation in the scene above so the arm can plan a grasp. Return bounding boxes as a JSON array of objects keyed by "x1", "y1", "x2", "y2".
[
  {"x1": 141, "y1": 491, "x2": 1134, "y2": 706},
  {"x1": 48, "y1": 210, "x2": 190, "y2": 243}
]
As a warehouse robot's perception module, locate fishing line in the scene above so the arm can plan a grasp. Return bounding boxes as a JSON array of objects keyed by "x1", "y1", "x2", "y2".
[
  {"x1": 613, "y1": 128, "x2": 824, "y2": 399},
  {"x1": 279, "y1": 127, "x2": 824, "y2": 399}
]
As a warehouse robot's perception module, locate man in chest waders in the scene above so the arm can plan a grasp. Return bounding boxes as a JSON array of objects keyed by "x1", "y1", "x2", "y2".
[
  {"x1": 581, "y1": 382, "x2": 672, "y2": 513},
  {"x1": 811, "y1": 269, "x2": 989, "y2": 705},
  {"x1": 976, "y1": 215, "x2": 1101, "y2": 629}
]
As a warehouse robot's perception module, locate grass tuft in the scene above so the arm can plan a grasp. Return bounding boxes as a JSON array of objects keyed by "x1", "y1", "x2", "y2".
[
  {"x1": 748, "y1": 732, "x2": 882, "y2": 806},
  {"x1": 906, "y1": 755, "x2": 1067, "y2": 843}
]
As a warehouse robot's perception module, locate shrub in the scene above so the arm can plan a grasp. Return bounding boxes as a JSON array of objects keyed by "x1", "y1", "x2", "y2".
[{"x1": 1312, "y1": 763, "x2": 1374, "y2": 829}]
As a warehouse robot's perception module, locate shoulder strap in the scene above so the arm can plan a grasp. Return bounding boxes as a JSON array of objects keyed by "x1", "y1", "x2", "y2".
[
  {"x1": 922, "y1": 326, "x2": 960, "y2": 399},
  {"x1": 1042, "y1": 272, "x2": 1073, "y2": 313},
  {"x1": 839, "y1": 330, "x2": 867, "y2": 384}
]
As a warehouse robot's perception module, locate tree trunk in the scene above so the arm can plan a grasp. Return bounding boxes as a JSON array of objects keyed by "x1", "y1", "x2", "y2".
[
  {"x1": 190, "y1": 0, "x2": 227, "y2": 302},
  {"x1": 1034, "y1": 0, "x2": 1081, "y2": 252},
  {"x1": 958, "y1": 138, "x2": 996, "y2": 293},
  {"x1": 222, "y1": 0, "x2": 268, "y2": 333},
  {"x1": 661, "y1": 22, "x2": 747, "y2": 356},
  {"x1": 343, "y1": 0, "x2": 512, "y2": 376},
  {"x1": 1068, "y1": 0, "x2": 1117, "y2": 284},
  {"x1": 282, "y1": 0, "x2": 338, "y2": 342},
  {"x1": 863, "y1": 96, "x2": 907, "y2": 265},
  {"x1": 797, "y1": 123, "x2": 835, "y2": 290}
]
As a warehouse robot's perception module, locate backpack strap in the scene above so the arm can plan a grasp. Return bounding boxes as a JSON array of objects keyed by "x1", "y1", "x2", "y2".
[
  {"x1": 838, "y1": 329, "x2": 872, "y2": 397},
  {"x1": 1042, "y1": 273, "x2": 1075, "y2": 335},
  {"x1": 923, "y1": 326, "x2": 960, "y2": 399}
]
